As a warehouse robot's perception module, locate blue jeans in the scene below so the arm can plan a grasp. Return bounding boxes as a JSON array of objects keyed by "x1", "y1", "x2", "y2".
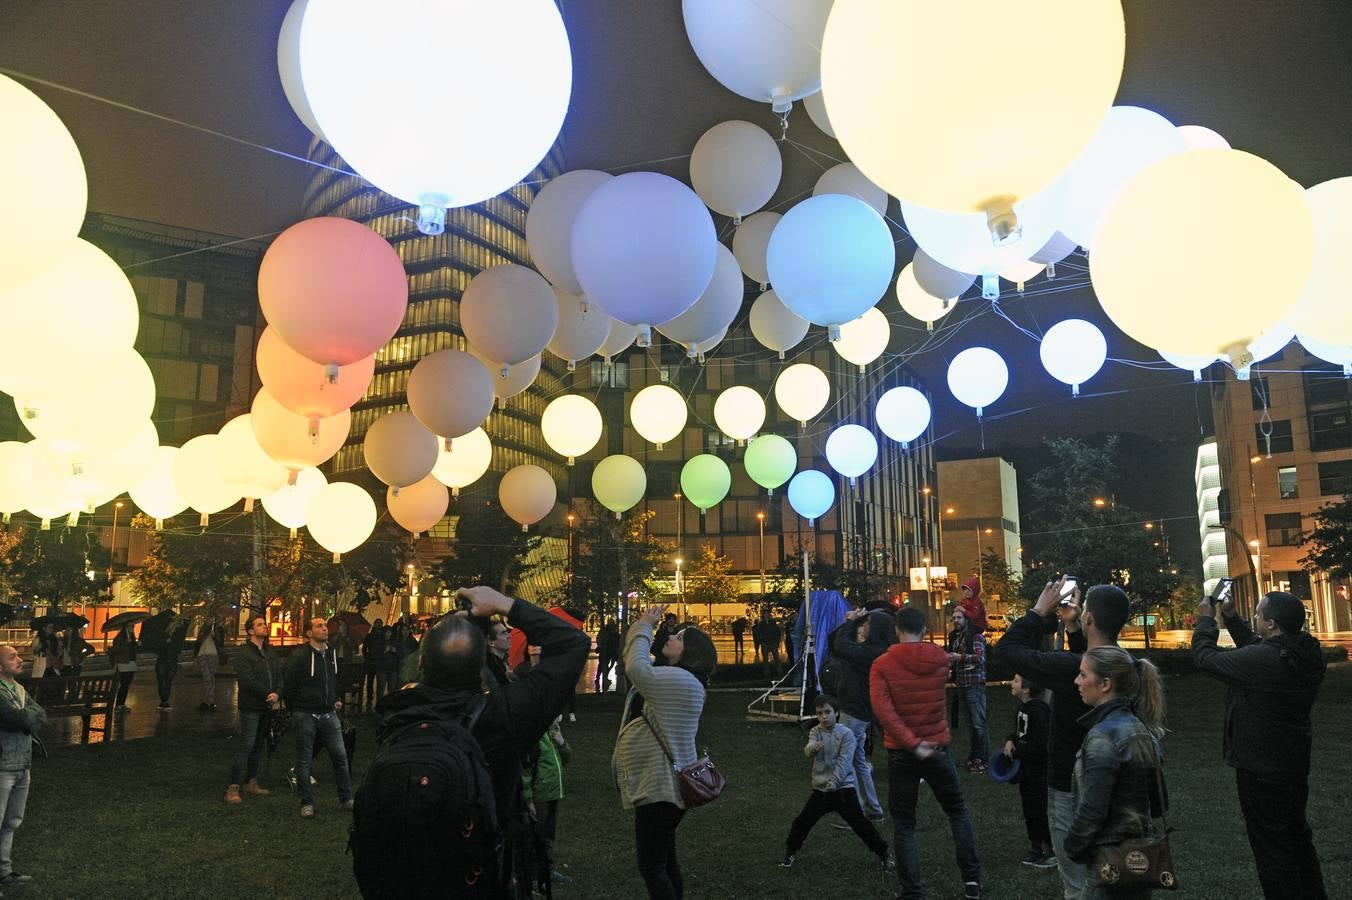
[
  {"x1": 1049, "y1": 786, "x2": 1087, "y2": 899},
  {"x1": 958, "y1": 685, "x2": 989, "y2": 764},
  {"x1": 839, "y1": 711, "x2": 883, "y2": 818},
  {"x1": 0, "y1": 769, "x2": 30, "y2": 879},
  {"x1": 230, "y1": 711, "x2": 267, "y2": 786},
  {"x1": 295, "y1": 711, "x2": 352, "y2": 806},
  {"x1": 887, "y1": 749, "x2": 981, "y2": 899}
]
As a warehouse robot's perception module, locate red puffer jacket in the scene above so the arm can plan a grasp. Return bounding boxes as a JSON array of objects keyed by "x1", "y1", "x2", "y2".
[{"x1": 869, "y1": 641, "x2": 952, "y2": 752}]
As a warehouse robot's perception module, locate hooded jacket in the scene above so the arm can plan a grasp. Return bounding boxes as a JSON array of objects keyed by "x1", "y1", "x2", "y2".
[
  {"x1": 959, "y1": 578, "x2": 988, "y2": 631},
  {"x1": 1192, "y1": 612, "x2": 1326, "y2": 778},
  {"x1": 283, "y1": 643, "x2": 340, "y2": 714},
  {"x1": 829, "y1": 609, "x2": 895, "y2": 722},
  {"x1": 869, "y1": 639, "x2": 952, "y2": 752},
  {"x1": 232, "y1": 639, "x2": 283, "y2": 713},
  {"x1": 805, "y1": 722, "x2": 857, "y2": 791}
]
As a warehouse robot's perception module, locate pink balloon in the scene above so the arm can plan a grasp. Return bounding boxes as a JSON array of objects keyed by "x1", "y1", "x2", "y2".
[
  {"x1": 258, "y1": 217, "x2": 408, "y2": 368},
  {"x1": 256, "y1": 326, "x2": 374, "y2": 422}
]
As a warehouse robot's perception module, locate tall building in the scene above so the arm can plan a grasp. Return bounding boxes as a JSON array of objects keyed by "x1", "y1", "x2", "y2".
[
  {"x1": 935, "y1": 456, "x2": 1024, "y2": 615},
  {"x1": 1194, "y1": 439, "x2": 1231, "y2": 597},
  {"x1": 1210, "y1": 342, "x2": 1352, "y2": 630}
]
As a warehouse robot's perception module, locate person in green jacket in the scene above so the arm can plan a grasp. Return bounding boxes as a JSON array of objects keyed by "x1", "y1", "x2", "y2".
[
  {"x1": 524, "y1": 715, "x2": 571, "y2": 886},
  {"x1": 0, "y1": 643, "x2": 46, "y2": 887}
]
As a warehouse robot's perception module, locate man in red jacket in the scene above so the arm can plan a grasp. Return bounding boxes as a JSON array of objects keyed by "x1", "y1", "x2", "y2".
[{"x1": 871, "y1": 607, "x2": 982, "y2": 900}]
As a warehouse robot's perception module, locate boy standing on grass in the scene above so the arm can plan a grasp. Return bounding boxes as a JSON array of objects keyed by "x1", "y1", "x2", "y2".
[
  {"x1": 525, "y1": 715, "x2": 572, "y2": 887},
  {"x1": 1003, "y1": 674, "x2": 1055, "y2": 868},
  {"x1": 0, "y1": 644, "x2": 44, "y2": 888},
  {"x1": 779, "y1": 694, "x2": 894, "y2": 873}
]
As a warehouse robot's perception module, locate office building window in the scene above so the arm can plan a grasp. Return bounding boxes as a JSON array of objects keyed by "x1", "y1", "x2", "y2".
[
  {"x1": 589, "y1": 360, "x2": 628, "y2": 389},
  {"x1": 1317, "y1": 459, "x2": 1352, "y2": 496},
  {"x1": 1254, "y1": 420, "x2": 1293, "y2": 454},
  {"x1": 1309, "y1": 408, "x2": 1352, "y2": 452},
  {"x1": 1249, "y1": 377, "x2": 1271, "y2": 410},
  {"x1": 1277, "y1": 466, "x2": 1299, "y2": 499},
  {"x1": 1264, "y1": 512, "x2": 1303, "y2": 547}
]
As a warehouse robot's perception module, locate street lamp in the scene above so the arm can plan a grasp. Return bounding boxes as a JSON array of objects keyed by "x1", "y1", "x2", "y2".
[
  {"x1": 756, "y1": 511, "x2": 766, "y2": 599},
  {"x1": 922, "y1": 555, "x2": 933, "y2": 614},
  {"x1": 1093, "y1": 497, "x2": 1107, "y2": 508},
  {"x1": 566, "y1": 512, "x2": 575, "y2": 601},
  {"x1": 108, "y1": 500, "x2": 124, "y2": 591},
  {"x1": 674, "y1": 557, "x2": 684, "y2": 619}
]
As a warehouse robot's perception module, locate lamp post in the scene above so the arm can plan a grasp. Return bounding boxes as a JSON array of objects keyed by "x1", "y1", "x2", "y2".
[
  {"x1": 674, "y1": 491, "x2": 683, "y2": 574},
  {"x1": 566, "y1": 511, "x2": 575, "y2": 603},
  {"x1": 108, "y1": 500, "x2": 123, "y2": 592},
  {"x1": 756, "y1": 511, "x2": 766, "y2": 599},
  {"x1": 675, "y1": 557, "x2": 684, "y2": 619}
]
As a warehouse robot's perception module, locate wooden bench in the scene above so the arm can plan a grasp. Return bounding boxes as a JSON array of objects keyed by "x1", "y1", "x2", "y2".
[
  {"x1": 21, "y1": 675, "x2": 116, "y2": 744},
  {"x1": 337, "y1": 661, "x2": 366, "y2": 711}
]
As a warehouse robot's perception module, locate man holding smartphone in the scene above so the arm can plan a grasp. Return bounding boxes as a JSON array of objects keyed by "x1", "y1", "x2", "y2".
[{"x1": 1192, "y1": 587, "x2": 1328, "y2": 899}]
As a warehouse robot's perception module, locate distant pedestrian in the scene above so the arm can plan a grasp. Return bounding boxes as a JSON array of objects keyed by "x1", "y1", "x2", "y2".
[
  {"x1": 360, "y1": 619, "x2": 387, "y2": 705},
  {"x1": 60, "y1": 625, "x2": 92, "y2": 678},
  {"x1": 730, "y1": 616, "x2": 747, "y2": 661},
  {"x1": 595, "y1": 619, "x2": 620, "y2": 693},
  {"x1": 155, "y1": 614, "x2": 189, "y2": 711},
  {"x1": 225, "y1": 614, "x2": 281, "y2": 805},
  {"x1": 1003, "y1": 674, "x2": 1054, "y2": 868},
  {"x1": 194, "y1": 618, "x2": 227, "y2": 712},
  {"x1": 828, "y1": 608, "x2": 895, "y2": 822},
  {"x1": 525, "y1": 715, "x2": 572, "y2": 888},
  {"x1": 0, "y1": 643, "x2": 45, "y2": 888},
  {"x1": 110, "y1": 626, "x2": 139, "y2": 712},
  {"x1": 946, "y1": 605, "x2": 989, "y2": 774},
  {"x1": 283, "y1": 617, "x2": 353, "y2": 818}
]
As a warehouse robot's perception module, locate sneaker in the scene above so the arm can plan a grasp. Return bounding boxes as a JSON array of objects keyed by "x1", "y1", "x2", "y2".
[
  {"x1": 299, "y1": 804, "x2": 315, "y2": 819},
  {"x1": 224, "y1": 784, "x2": 243, "y2": 805},
  {"x1": 1021, "y1": 849, "x2": 1057, "y2": 868},
  {"x1": 965, "y1": 760, "x2": 987, "y2": 775},
  {"x1": 157, "y1": 703, "x2": 172, "y2": 711},
  {"x1": 879, "y1": 849, "x2": 896, "y2": 874},
  {"x1": 549, "y1": 869, "x2": 567, "y2": 883},
  {"x1": 0, "y1": 872, "x2": 33, "y2": 885},
  {"x1": 964, "y1": 881, "x2": 982, "y2": 899},
  {"x1": 339, "y1": 799, "x2": 355, "y2": 812},
  {"x1": 286, "y1": 767, "x2": 298, "y2": 790},
  {"x1": 778, "y1": 853, "x2": 796, "y2": 868}
]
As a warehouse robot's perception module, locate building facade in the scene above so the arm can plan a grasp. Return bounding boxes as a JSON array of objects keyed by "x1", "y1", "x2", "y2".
[
  {"x1": 1210, "y1": 342, "x2": 1352, "y2": 630},
  {"x1": 1194, "y1": 439, "x2": 1231, "y2": 597},
  {"x1": 935, "y1": 456, "x2": 1024, "y2": 615}
]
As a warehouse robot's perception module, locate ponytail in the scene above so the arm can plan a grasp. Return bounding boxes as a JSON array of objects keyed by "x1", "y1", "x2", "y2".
[{"x1": 1084, "y1": 646, "x2": 1167, "y2": 738}]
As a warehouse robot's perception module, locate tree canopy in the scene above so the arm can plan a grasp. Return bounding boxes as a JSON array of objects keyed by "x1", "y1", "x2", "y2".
[
  {"x1": 0, "y1": 522, "x2": 110, "y2": 610},
  {"x1": 1301, "y1": 493, "x2": 1352, "y2": 580}
]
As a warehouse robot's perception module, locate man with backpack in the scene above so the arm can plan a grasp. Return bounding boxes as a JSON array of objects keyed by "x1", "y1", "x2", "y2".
[{"x1": 351, "y1": 585, "x2": 589, "y2": 899}]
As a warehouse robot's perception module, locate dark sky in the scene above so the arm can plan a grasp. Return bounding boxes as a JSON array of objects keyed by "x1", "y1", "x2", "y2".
[{"x1": 4, "y1": 0, "x2": 1351, "y2": 555}]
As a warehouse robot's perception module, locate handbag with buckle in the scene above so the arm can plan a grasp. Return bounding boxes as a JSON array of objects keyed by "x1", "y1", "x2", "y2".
[
  {"x1": 641, "y1": 712, "x2": 725, "y2": 808},
  {"x1": 1090, "y1": 736, "x2": 1178, "y2": 892}
]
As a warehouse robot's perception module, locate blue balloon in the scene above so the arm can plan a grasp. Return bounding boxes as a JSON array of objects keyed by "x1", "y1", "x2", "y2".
[{"x1": 788, "y1": 469, "x2": 835, "y2": 524}]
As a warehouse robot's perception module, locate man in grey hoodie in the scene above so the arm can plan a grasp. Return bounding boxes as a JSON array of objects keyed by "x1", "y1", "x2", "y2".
[
  {"x1": 1193, "y1": 590, "x2": 1328, "y2": 900},
  {"x1": 0, "y1": 644, "x2": 44, "y2": 887}
]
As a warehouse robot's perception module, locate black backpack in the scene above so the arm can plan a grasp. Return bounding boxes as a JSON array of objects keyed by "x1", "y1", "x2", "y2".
[
  {"x1": 351, "y1": 696, "x2": 498, "y2": 898},
  {"x1": 818, "y1": 654, "x2": 845, "y2": 696}
]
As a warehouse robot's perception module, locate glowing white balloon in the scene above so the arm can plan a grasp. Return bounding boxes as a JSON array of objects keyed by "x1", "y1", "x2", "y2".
[
  {"x1": 896, "y1": 264, "x2": 956, "y2": 329},
  {"x1": 276, "y1": 0, "x2": 326, "y2": 139},
  {"x1": 172, "y1": 435, "x2": 243, "y2": 523},
  {"x1": 1039, "y1": 319, "x2": 1107, "y2": 394},
  {"x1": 788, "y1": 469, "x2": 835, "y2": 525},
  {"x1": 1288, "y1": 177, "x2": 1352, "y2": 346},
  {"x1": 998, "y1": 259, "x2": 1046, "y2": 290},
  {"x1": 431, "y1": 426, "x2": 493, "y2": 496},
  {"x1": 774, "y1": 364, "x2": 830, "y2": 427},
  {"x1": 1299, "y1": 334, "x2": 1352, "y2": 376},
  {"x1": 876, "y1": 387, "x2": 931, "y2": 447},
  {"x1": 525, "y1": 170, "x2": 613, "y2": 294},
  {"x1": 251, "y1": 388, "x2": 351, "y2": 477},
  {"x1": 0, "y1": 442, "x2": 40, "y2": 517},
  {"x1": 1177, "y1": 125, "x2": 1230, "y2": 151},
  {"x1": 307, "y1": 481, "x2": 377, "y2": 559},
  {"x1": 689, "y1": 120, "x2": 782, "y2": 219},
  {"x1": 1234, "y1": 321, "x2": 1295, "y2": 381},
  {"x1": 363, "y1": 410, "x2": 439, "y2": 490},
  {"x1": 731, "y1": 211, "x2": 780, "y2": 286},
  {"x1": 296, "y1": 0, "x2": 572, "y2": 223},
  {"x1": 547, "y1": 289, "x2": 612, "y2": 369},
  {"x1": 656, "y1": 244, "x2": 744, "y2": 351},
  {"x1": 592, "y1": 455, "x2": 647, "y2": 517},
  {"x1": 387, "y1": 474, "x2": 450, "y2": 536},
  {"x1": 1030, "y1": 232, "x2": 1079, "y2": 278},
  {"x1": 713, "y1": 386, "x2": 766, "y2": 443},
  {"x1": 813, "y1": 163, "x2": 888, "y2": 217},
  {"x1": 216, "y1": 415, "x2": 290, "y2": 500},
  {"x1": 12, "y1": 350, "x2": 155, "y2": 453},
  {"x1": 749, "y1": 289, "x2": 810, "y2": 359},
  {"x1": 833, "y1": 307, "x2": 890, "y2": 370},
  {"x1": 767, "y1": 194, "x2": 896, "y2": 338},
  {"x1": 261, "y1": 467, "x2": 327, "y2": 532},
  {"x1": 630, "y1": 385, "x2": 688, "y2": 449},
  {"x1": 825, "y1": 424, "x2": 878, "y2": 485},
  {"x1": 1159, "y1": 350, "x2": 1220, "y2": 382},
  {"x1": 802, "y1": 90, "x2": 835, "y2": 138},
  {"x1": 130, "y1": 446, "x2": 189, "y2": 526},
  {"x1": 597, "y1": 320, "x2": 640, "y2": 363},
  {"x1": 541, "y1": 395, "x2": 603, "y2": 464},
  {"x1": 498, "y1": 464, "x2": 557, "y2": 531},
  {"x1": 911, "y1": 248, "x2": 975, "y2": 301},
  {"x1": 682, "y1": 0, "x2": 833, "y2": 110},
  {"x1": 947, "y1": 347, "x2": 1009, "y2": 416}
]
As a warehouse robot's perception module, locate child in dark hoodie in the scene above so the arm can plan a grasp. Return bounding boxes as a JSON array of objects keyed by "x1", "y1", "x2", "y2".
[{"x1": 1003, "y1": 673, "x2": 1054, "y2": 868}]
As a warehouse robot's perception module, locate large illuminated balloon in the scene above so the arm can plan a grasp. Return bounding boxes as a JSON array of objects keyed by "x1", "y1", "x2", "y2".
[
  {"x1": 947, "y1": 347, "x2": 1009, "y2": 416},
  {"x1": 406, "y1": 349, "x2": 495, "y2": 444},
  {"x1": 713, "y1": 386, "x2": 766, "y2": 443},
  {"x1": 261, "y1": 466, "x2": 327, "y2": 532},
  {"x1": 1288, "y1": 177, "x2": 1352, "y2": 345},
  {"x1": 547, "y1": 289, "x2": 612, "y2": 369},
  {"x1": 1030, "y1": 231, "x2": 1079, "y2": 278},
  {"x1": 541, "y1": 395, "x2": 603, "y2": 464},
  {"x1": 876, "y1": 387, "x2": 931, "y2": 447},
  {"x1": 431, "y1": 426, "x2": 493, "y2": 496},
  {"x1": 774, "y1": 364, "x2": 830, "y2": 427},
  {"x1": 767, "y1": 194, "x2": 896, "y2": 338},
  {"x1": 295, "y1": 0, "x2": 571, "y2": 222},
  {"x1": 813, "y1": 163, "x2": 888, "y2": 217},
  {"x1": 682, "y1": 0, "x2": 833, "y2": 110},
  {"x1": 276, "y1": 0, "x2": 326, "y2": 139},
  {"x1": 1039, "y1": 319, "x2": 1107, "y2": 395},
  {"x1": 1053, "y1": 106, "x2": 1187, "y2": 248},
  {"x1": 688, "y1": 326, "x2": 727, "y2": 361},
  {"x1": 499, "y1": 464, "x2": 557, "y2": 531},
  {"x1": 215, "y1": 415, "x2": 290, "y2": 501},
  {"x1": 630, "y1": 385, "x2": 688, "y2": 449},
  {"x1": 571, "y1": 172, "x2": 717, "y2": 342},
  {"x1": 788, "y1": 469, "x2": 835, "y2": 525},
  {"x1": 172, "y1": 435, "x2": 243, "y2": 524},
  {"x1": 0, "y1": 442, "x2": 40, "y2": 518},
  {"x1": 525, "y1": 170, "x2": 612, "y2": 294},
  {"x1": 307, "y1": 481, "x2": 377, "y2": 560},
  {"x1": 731, "y1": 211, "x2": 780, "y2": 286},
  {"x1": 1090, "y1": 150, "x2": 1313, "y2": 361},
  {"x1": 592, "y1": 454, "x2": 647, "y2": 517},
  {"x1": 1159, "y1": 350, "x2": 1220, "y2": 382},
  {"x1": 12, "y1": 350, "x2": 155, "y2": 453},
  {"x1": 833, "y1": 307, "x2": 890, "y2": 370},
  {"x1": 656, "y1": 244, "x2": 744, "y2": 351},
  {"x1": 387, "y1": 474, "x2": 450, "y2": 536},
  {"x1": 129, "y1": 446, "x2": 189, "y2": 527},
  {"x1": 256, "y1": 327, "x2": 373, "y2": 425},
  {"x1": 896, "y1": 264, "x2": 957, "y2": 329},
  {"x1": 749, "y1": 289, "x2": 810, "y2": 359},
  {"x1": 911, "y1": 248, "x2": 975, "y2": 301},
  {"x1": 39, "y1": 422, "x2": 156, "y2": 512},
  {"x1": 0, "y1": 74, "x2": 87, "y2": 278},
  {"x1": 825, "y1": 424, "x2": 878, "y2": 485},
  {"x1": 1299, "y1": 334, "x2": 1352, "y2": 376},
  {"x1": 744, "y1": 434, "x2": 797, "y2": 494},
  {"x1": 257, "y1": 217, "x2": 407, "y2": 372},
  {"x1": 251, "y1": 387, "x2": 351, "y2": 477},
  {"x1": 689, "y1": 120, "x2": 782, "y2": 220},
  {"x1": 803, "y1": 91, "x2": 835, "y2": 137},
  {"x1": 1177, "y1": 125, "x2": 1230, "y2": 151},
  {"x1": 364, "y1": 411, "x2": 439, "y2": 490},
  {"x1": 461, "y1": 264, "x2": 559, "y2": 373},
  {"x1": 24, "y1": 448, "x2": 81, "y2": 524},
  {"x1": 822, "y1": 0, "x2": 1124, "y2": 229},
  {"x1": 1245, "y1": 322, "x2": 1295, "y2": 370},
  {"x1": 479, "y1": 350, "x2": 541, "y2": 404},
  {"x1": 597, "y1": 320, "x2": 640, "y2": 364},
  {"x1": 680, "y1": 455, "x2": 732, "y2": 512}
]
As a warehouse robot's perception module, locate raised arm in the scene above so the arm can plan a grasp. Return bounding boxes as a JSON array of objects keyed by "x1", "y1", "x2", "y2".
[{"x1": 994, "y1": 610, "x2": 1082, "y2": 691}]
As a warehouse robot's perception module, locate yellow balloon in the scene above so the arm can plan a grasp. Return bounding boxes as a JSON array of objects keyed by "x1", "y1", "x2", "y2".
[
  {"x1": 591, "y1": 454, "x2": 647, "y2": 516},
  {"x1": 832, "y1": 307, "x2": 890, "y2": 370},
  {"x1": 431, "y1": 427, "x2": 493, "y2": 495},
  {"x1": 713, "y1": 386, "x2": 766, "y2": 442},
  {"x1": 541, "y1": 395, "x2": 603, "y2": 464},
  {"x1": 895, "y1": 264, "x2": 956, "y2": 327},
  {"x1": 630, "y1": 385, "x2": 688, "y2": 449},
  {"x1": 774, "y1": 364, "x2": 830, "y2": 426},
  {"x1": 307, "y1": 482, "x2": 377, "y2": 558}
]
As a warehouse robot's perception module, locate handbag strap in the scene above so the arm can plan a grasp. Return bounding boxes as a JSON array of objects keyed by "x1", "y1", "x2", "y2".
[
  {"x1": 1145, "y1": 732, "x2": 1170, "y2": 831},
  {"x1": 640, "y1": 711, "x2": 678, "y2": 768}
]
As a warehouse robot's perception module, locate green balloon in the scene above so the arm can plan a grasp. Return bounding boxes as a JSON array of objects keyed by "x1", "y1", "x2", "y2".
[
  {"x1": 744, "y1": 434, "x2": 796, "y2": 491},
  {"x1": 679, "y1": 454, "x2": 732, "y2": 512}
]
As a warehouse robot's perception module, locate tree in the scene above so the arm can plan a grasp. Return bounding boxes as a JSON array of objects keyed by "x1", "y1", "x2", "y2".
[
  {"x1": 1301, "y1": 494, "x2": 1352, "y2": 579},
  {"x1": 2, "y1": 523, "x2": 110, "y2": 610},
  {"x1": 682, "y1": 542, "x2": 738, "y2": 621},
  {"x1": 437, "y1": 499, "x2": 542, "y2": 595},
  {"x1": 569, "y1": 507, "x2": 673, "y2": 620},
  {"x1": 1164, "y1": 576, "x2": 1201, "y2": 630},
  {"x1": 978, "y1": 547, "x2": 1023, "y2": 616}
]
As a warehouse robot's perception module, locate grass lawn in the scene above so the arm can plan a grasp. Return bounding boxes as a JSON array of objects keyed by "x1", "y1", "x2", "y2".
[{"x1": 17, "y1": 665, "x2": 1352, "y2": 899}]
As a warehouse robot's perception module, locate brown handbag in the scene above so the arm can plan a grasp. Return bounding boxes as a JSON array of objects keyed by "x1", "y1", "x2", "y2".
[
  {"x1": 1090, "y1": 737, "x2": 1179, "y2": 892},
  {"x1": 642, "y1": 713, "x2": 725, "y2": 808}
]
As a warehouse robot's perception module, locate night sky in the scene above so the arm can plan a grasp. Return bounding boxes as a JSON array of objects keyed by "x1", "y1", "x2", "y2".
[{"x1": 4, "y1": 1, "x2": 1352, "y2": 575}]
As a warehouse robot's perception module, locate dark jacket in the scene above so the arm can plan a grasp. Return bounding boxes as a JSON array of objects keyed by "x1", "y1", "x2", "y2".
[
  {"x1": 1064, "y1": 699, "x2": 1166, "y2": 864},
  {"x1": 1191, "y1": 613, "x2": 1326, "y2": 778},
  {"x1": 1007, "y1": 696, "x2": 1051, "y2": 771},
  {"x1": 870, "y1": 640, "x2": 951, "y2": 752},
  {"x1": 361, "y1": 627, "x2": 388, "y2": 669},
  {"x1": 829, "y1": 610, "x2": 893, "y2": 722},
  {"x1": 193, "y1": 623, "x2": 226, "y2": 658},
  {"x1": 992, "y1": 610, "x2": 1090, "y2": 791},
  {"x1": 232, "y1": 640, "x2": 283, "y2": 713},
  {"x1": 375, "y1": 599, "x2": 589, "y2": 827},
  {"x1": 283, "y1": 644, "x2": 340, "y2": 714},
  {"x1": 0, "y1": 680, "x2": 46, "y2": 771}
]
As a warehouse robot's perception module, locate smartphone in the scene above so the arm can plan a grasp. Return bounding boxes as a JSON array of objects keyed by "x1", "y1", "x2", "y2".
[
  {"x1": 1213, "y1": 577, "x2": 1234, "y2": 605},
  {"x1": 1058, "y1": 576, "x2": 1077, "y2": 605}
]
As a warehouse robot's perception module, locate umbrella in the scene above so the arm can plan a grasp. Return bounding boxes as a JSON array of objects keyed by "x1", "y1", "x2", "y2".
[
  {"x1": 102, "y1": 610, "x2": 151, "y2": 634},
  {"x1": 138, "y1": 610, "x2": 184, "y2": 655},
  {"x1": 265, "y1": 709, "x2": 292, "y2": 754},
  {"x1": 328, "y1": 610, "x2": 371, "y2": 647},
  {"x1": 30, "y1": 612, "x2": 89, "y2": 631}
]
